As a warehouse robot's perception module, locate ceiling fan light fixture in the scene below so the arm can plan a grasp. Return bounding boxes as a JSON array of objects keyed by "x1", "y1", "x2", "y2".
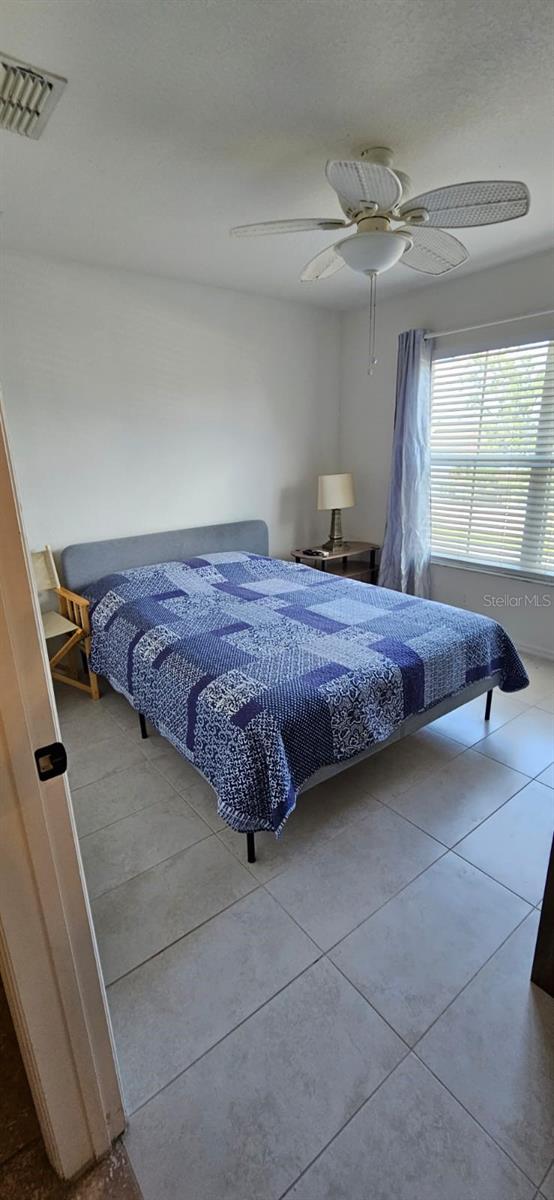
[
  {"x1": 231, "y1": 146, "x2": 530, "y2": 380},
  {"x1": 334, "y1": 231, "x2": 412, "y2": 275},
  {"x1": 400, "y1": 207, "x2": 429, "y2": 225}
]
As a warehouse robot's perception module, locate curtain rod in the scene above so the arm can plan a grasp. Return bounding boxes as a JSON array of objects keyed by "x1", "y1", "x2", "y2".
[{"x1": 423, "y1": 308, "x2": 554, "y2": 341}]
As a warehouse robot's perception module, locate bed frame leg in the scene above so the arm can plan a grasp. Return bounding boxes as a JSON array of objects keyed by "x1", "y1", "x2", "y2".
[
  {"x1": 246, "y1": 831, "x2": 256, "y2": 864},
  {"x1": 139, "y1": 712, "x2": 148, "y2": 739},
  {"x1": 485, "y1": 689, "x2": 493, "y2": 721}
]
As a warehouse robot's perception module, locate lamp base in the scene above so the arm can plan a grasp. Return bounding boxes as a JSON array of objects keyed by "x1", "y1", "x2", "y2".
[{"x1": 322, "y1": 508, "x2": 350, "y2": 552}]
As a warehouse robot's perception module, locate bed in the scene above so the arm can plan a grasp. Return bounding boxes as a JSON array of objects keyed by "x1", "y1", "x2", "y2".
[{"x1": 62, "y1": 520, "x2": 529, "y2": 861}]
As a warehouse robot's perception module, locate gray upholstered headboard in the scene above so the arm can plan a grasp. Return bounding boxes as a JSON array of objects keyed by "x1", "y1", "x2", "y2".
[{"x1": 61, "y1": 520, "x2": 269, "y2": 592}]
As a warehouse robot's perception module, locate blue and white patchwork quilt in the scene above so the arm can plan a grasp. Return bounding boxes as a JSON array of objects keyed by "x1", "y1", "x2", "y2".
[{"x1": 83, "y1": 553, "x2": 528, "y2": 834}]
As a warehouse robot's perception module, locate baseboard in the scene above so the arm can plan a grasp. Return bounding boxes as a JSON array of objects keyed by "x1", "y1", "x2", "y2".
[{"x1": 516, "y1": 640, "x2": 554, "y2": 662}]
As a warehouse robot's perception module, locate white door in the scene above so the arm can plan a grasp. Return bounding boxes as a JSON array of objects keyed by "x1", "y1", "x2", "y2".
[{"x1": 0, "y1": 392, "x2": 124, "y2": 1180}]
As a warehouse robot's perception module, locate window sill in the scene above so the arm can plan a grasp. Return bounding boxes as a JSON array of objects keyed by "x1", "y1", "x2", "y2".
[{"x1": 430, "y1": 555, "x2": 554, "y2": 588}]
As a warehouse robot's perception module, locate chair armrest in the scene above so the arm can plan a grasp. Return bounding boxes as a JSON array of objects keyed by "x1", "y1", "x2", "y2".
[
  {"x1": 56, "y1": 586, "x2": 90, "y2": 609},
  {"x1": 56, "y1": 587, "x2": 90, "y2": 632}
]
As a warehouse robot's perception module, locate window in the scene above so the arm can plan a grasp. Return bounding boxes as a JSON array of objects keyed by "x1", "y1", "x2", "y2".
[{"x1": 430, "y1": 339, "x2": 554, "y2": 578}]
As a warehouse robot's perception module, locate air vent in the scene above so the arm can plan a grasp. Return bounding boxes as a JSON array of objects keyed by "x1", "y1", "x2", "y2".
[{"x1": 0, "y1": 53, "x2": 66, "y2": 138}]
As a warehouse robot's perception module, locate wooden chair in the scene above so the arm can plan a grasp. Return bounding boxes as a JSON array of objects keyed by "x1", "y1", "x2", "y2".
[{"x1": 31, "y1": 545, "x2": 100, "y2": 700}]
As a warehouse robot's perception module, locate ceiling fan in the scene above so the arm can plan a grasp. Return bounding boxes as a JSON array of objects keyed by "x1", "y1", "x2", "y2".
[{"x1": 230, "y1": 147, "x2": 530, "y2": 370}]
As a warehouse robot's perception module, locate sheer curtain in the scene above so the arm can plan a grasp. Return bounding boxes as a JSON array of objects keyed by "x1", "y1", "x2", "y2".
[{"x1": 378, "y1": 329, "x2": 433, "y2": 597}]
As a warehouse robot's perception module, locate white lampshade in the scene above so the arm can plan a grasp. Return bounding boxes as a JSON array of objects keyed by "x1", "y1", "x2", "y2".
[{"x1": 317, "y1": 472, "x2": 355, "y2": 511}]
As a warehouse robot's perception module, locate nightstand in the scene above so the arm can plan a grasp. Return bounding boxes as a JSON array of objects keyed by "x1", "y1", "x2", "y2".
[{"x1": 292, "y1": 541, "x2": 380, "y2": 584}]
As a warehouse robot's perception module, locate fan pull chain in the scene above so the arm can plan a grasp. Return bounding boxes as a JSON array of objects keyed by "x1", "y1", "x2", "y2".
[{"x1": 367, "y1": 271, "x2": 378, "y2": 375}]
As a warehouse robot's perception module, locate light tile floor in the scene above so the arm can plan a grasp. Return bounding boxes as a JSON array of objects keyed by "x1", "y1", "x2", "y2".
[{"x1": 56, "y1": 651, "x2": 554, "y2": 1200}]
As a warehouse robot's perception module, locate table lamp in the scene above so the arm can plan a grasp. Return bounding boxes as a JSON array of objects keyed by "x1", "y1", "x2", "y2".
[{"x1": 317, "y1": 472, "x2": 355, "y2": 550}]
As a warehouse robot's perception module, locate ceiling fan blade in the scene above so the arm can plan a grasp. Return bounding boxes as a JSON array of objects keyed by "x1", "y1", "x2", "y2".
[
  {"x1": 398, "y1": 226, "x2": 468, "y2": 275},
  {"x1": 325, "y1": 160, "x2": 403, "y2": 213},
  {"x1": 230, "y1": 218, "x2": 348, "y2": 236},
  {"x1": 399, "y1": 181, "x2": 529, "y2": 228},
  {"x1": 300, "y1": 243, "x2": 345, "y2": 282}
]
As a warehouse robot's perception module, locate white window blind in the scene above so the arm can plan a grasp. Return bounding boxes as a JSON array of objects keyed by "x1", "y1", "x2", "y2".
[{"x1": 430, "y1": 339, "x2": 554, "y2": 577}]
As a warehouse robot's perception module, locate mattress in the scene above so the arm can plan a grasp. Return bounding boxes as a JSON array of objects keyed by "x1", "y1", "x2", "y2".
[{"x1": 83, "y1": 552, "x2": 528, "y2": 833}]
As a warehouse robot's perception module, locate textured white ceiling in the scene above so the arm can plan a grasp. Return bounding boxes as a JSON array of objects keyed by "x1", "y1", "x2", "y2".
[{"x1": 1, "y1": 0, "x2": 553, "y2": 309}]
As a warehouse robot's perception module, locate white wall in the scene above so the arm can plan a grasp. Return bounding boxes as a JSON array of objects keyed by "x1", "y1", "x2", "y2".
[
  {"x1": 2, "y1": 247, "x2": 552, "y2": 655},
  {"x1": 0, "y1": 252, "x2": 340, "y2": 557},
  {"x1": 339, "y1": 251, "x2": 554, "y2": 655}
]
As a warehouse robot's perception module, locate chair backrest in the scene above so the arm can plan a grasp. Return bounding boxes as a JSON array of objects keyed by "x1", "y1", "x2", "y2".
[{"x1": 31, "y1": 545, "x2": 60, "y2": 593}]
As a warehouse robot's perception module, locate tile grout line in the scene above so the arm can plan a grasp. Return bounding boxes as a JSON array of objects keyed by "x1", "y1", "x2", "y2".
[
  {"x1": 326, "y1": 954, "x2": 413, "y2": 1051},
  {"x1": 469, "y1": 696, "x2": 554, "y2": 770},
  {"x1": 320, "y1": 847, "x2": 451, "y2": 957},
  {"x1": 64, "y1": 708, "x2": 154, "y2": 753},
  {"x1": 211, "y1": 791, "x2": 390, "y2": 884},
  {"x1": 409, "y1": 907, "x2": 536, "y2": 1055},
  {"x1": 67, "y1": 699, "x2": 551, "y2": 842},
  {"x1": 63, "y1": 686, "x2": 549, "y2": 1099},
  {"x1": 255, "y1": 872, "x2": 541, "y2": 1192},
  {"x1": 410, "y1": 1049, "x2": 543, "y2": 1192},
  {"x1": 61, "y1": 685, "x2": 553, "y2": 1187},
  {"x1": 472, "y1": 740, "x2": 554, "y2": 774},
  {"x1": 73, "y1": 746, "x2": 545, "y2": 888},
  {"x1": 69, "y1": 714, "x2": 548, "y2": 932},
  {"x1": 67, "y1": 747, "x2": 165, "y2": 794},
  {"x1": 373, "y1": 764, "x2": 533, "y2": 853},
  {"x1": 114, "y1": 834, "x2": 454, "y2": 1123},
  {"x1": 147, "y1": 753, "x2": 234, "y2": 835},
  {"x1": 214, "y1": 785, "x2": 452, "y2": 891},
  {"x1": 112, "y1": 823, "x2": 546, "y2": 1167},
  {"x1": 537, "y1": 1156, "x2": 554, "y2": 1194},
  {"x1": 124, "y1": 956, "x2": 326, "y2": 1118},
  {"x1": 279, "y1": 1044, "x2": 542, "y2": 1200},
  {"x1": 446, "y1": 703, "x2": 536, "y2": 753},
  {"x1": 322, "y1": 875, "x2": 535, "y2": 1062},
  {"x1": 68, "y1": 696, "x2": 463, "y2": 798},
  {"x1": 276, "y1": 1050, "x2": 414, "y2": 1200},
  {"x1": 531, "y1": 756, "x2": 554, "y2": 782},
  {"x1": 376, "y1": 758, "x2": 552, "y2": 901},
  {"x1": 446, "y1": 774, "x2": 546, "y2": 854},
  {"x1": 537, "y1": 1156, "x2": 554, "y2": 1195},
  {"x1": 128, "y1": 1015, "x2": 413, "y2": 1195},
  {"x1": 431, "y1": 705, "x2": 529, "y2": 751},
  {"x1": 258, "y1": 878, "x2": 347, "y2": 954},
  {"x1": 412, "y1": 912, "x2": 549, "y2": 1185},
  {"x1": 220, "y1": 807, "x2": 546, "y2": 933},
  {"x1": 67, "y1": 720, "x2": 215, "y2": 806},
  {"x1": 106, "y1": 882, "x2": 263, "y2": 989},
  {"x1": 450, "y1": 846, "x2": 543, "y2": 906},
  {"x1": 325, "y1": 896, "x2": 533, "y2": 1047},
  {"x1": 213, "y1": 749, "x2": 545, "y2": 901},
  {"x1": 84, "y1": 827, "x2": 216, "y2": 902},
  {"x1": 69, "y1": 754, "x2": 149, "y2": 794},
  {"x1": 320, "y1": 844, "x2": 535, "y2": 961},
  {"x1": 219, "y1": 785, "x2": 542, "y2": 963},
  {"x1": 79, "y1": 788, "x2": 214, "y2": 845},
  {"x1": 84, "y1": 806, "x2": 228, "y2": 901},
  {"x1": 362, "y1": 788, "x2": 454, "y2": 848},
  {"x1": 530, "y1": 777, "x2": 554, "y2": 793},
  {"x1": 91, "y1": 858, "x2": 551, "y2": 1196}
]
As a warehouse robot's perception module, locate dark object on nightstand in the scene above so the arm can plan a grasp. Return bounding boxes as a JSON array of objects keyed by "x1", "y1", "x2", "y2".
[{"x1": 293, "y1": 541, "x2": 380, "y2": 584}]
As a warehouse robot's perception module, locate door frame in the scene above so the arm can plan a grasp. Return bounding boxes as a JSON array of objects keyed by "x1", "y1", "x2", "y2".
[{"x1": 0, "y1": 392, "x2": 124, "y2": 1180}]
